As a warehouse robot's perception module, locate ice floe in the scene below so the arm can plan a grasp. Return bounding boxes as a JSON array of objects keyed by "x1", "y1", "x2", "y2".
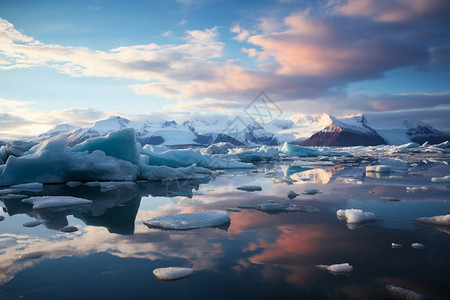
[
  {"x1": 406, "y1": 186, "x2": 428, "y2": 193},
  {"x1": 144, "y1": 210, "x2": 230, "y2": 230},
  {"x1": 415, "y1": 214, "x2": 450, "y2": 226},
  {"x1": 201, "y1": 142, "x2": 236, "y2": 155},
  {"x1": 236, "y1": 185, "x2": 262, "y2": 192},
  {"x1": 336, "y1": 209, "x2": 376, "y2": 224},
  {"x1": 22, "y1": 196, "x2": 93, "y2": 210},
  {"x1": 411, "y1": 243, "x2": 426, "y2": 249},
  {"x1": 302, "y1": 188, "x2": 320, "y2": 195},
  {"x1": 153, "y1": 267, "x2": 193, "y2": 281},
  {"x1": 317, "y1": 263, "x2": 353, "y2": 273},
  {"x1": 431, "y1": 175, "x2": 450, "y2": 183},
  {"x1": 386, "y1": 285, "x2": 426, "y2": 300},
  {"x1": 238, "y1": 200, "x2": 320, "y2": 213}
]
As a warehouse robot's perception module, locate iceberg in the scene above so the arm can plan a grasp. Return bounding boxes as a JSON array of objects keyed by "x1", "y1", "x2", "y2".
[
  {"x1": 144, "y1": 210, "x2": 230, "y2": 230},
  {"x1": 279, "y1": 142, "x2": 320, "y2": 157},
  {"x1": 365, "y1": 165, "x2": 391, "y2": 173},
  {"x1": 317, "y1": 263, "x2": 353, "y2": 273},
  {"x1": 153, "y1": 267, "x2": 193, "y2": 281},
  {"x1": 336, "y1": 209, "x2": 376, "y2": 224},
  {"x1": 431, "y1": 175, "x2": 450, "y2": 183},
  {"x1": 22, "y1": 196, "x2": 93, "y2": 210},
  {"x1": 415, "y1": 214, "x2": 450, "y2": 226},
  {"x1": 236, "y1": 185, "x2": 262, "y2": 192},
  {"x1": 386, "y1": 285, "x2": 425, "y2": 300}
]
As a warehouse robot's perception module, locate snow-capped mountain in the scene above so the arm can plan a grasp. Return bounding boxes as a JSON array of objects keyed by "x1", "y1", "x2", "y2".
[
  {"x1": 23, "y1": 113, "x2": 449, "y2": 148},
  {"x1": 298, "y1": 114, "x2": 387, "y2": 146}
]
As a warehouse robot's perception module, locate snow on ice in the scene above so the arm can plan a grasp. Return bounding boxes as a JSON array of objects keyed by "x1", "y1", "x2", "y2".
[
  {"x1": 336, "y1": 209, "x2": 376, "y2": 224},
  {"x1": 144, "y1": 210, "x2": 230, "y2": 230},
  {"x1": 153, "y1": 267, "x2": 193, "y2": 281}
]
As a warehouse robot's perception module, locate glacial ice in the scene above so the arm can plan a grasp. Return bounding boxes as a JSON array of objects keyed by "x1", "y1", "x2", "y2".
[
  {"x1": 22, "y1": 196, "x2": 93, "y2": 210},
  {"x1": 431, "y1": 175, "x2": 450, "y2": 183},
  {"x1": 153, "y1": 267, "x2": 193, "y2": 281},
  {"x1": 415, "y1": 214, "x2": 450, "y2": 226},
  {"x1": 279, "y1": 141, "x2": 320, "y2": 157},
  {"x1": 229, "y1": 145, "x2": 280, "y2": 162},
  {"x1": 144, "y1": 210, "x2": 230, "y2": 230},
  {"x1": 365, "y1": 165, "x2": 391, "y2": 173},
  {"x1": 236, "y1": 185, "x2": 262, "y2": 192},
  {"x1": 336, "y1": 209, "x2": 376, "y2": 224},
  {"x1": 386, "y1": 285, "x2": 425, "y2": 300},
  {"x1": 317, "y1": 263, "x2": 353, "y2": 273}
]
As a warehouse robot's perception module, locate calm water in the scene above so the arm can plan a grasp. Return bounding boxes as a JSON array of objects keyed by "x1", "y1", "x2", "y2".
[{"x1": 1, "y1": 153, "x2": 450, "y2": 299}]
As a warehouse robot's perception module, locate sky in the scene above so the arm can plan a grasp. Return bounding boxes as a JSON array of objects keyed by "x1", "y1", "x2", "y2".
[{"x1": 0, "y1": 0, "x2": 449, "y2": 139}]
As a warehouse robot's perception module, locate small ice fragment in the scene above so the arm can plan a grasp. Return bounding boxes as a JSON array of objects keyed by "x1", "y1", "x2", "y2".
[
  {"x1": 406, "y1": 186, "x2": 428, "y2": 193},
  {"x1": 11, "y1": 182, "x2": 43, "y2": 191},
  {"x1": 236, "y1": 185, "x2": 262, "y2": 192},
  {"x1": 380, "y1": 197, "x2": 401, "y2": 202},
  {"x1": 366, "y1": 165, "x2": 391, "y2": 173},
  {"x1": 153, "y1": 267, "x2": 193, "y2": 281},
  {"x1": 226, "y1": 208, "x2": 241, "y2": 212},
  {"x1": 411, "y1": 243, "x2": 426, "y2": 249},
  {"x1": 302, "y1": 188, "x2": 320, "y2": 195},
  {"x1": 22, "y1": 196, "x2": 92, "y2": 210},
  {"x1": 431, "y1": 175, "x2": 450, "y2": 184},
  {"x1": 144, "y1": 210, "x2": 230, "y2": 230},
  {"x1": 23, "y1": 220, "x2": 44, "y2": 227},
  {"x1": 336, "y1": 209, "x2": 376, "y2": 224},
  {"x1": 317, "y1": 263, "x2": 353, "y2": 273},
  {"x1": 60, "y1": 225, "x2": 78, "y2": 233},
  {"x1": 391, "y1": 243, "x2": 402, "y2": 248},
  {"x1": 66, "y1": 181, "x2": 83, "y2": 188},
  {"x1": 386, "y1": 284, "x2": 425, "y2": 300},
  {"x1": 238, "y1": 201, "x2": 320, "y2": 213},
  {"x1": 0, "y1": 194, "x2": 27, "y2": 199},
  {"x1": 0, "y1": 216, "x2": 4, "y2": 221},
  {"x1": 415, "y1": 214, "x2": 450, "y2": 226},
  {"x1": 287, "y1": 190, "x2": 299, "y2": 199},
  {"x1": 21, "y1": 252, "x2": 43, "y2": 259},
  {"x1": 85, "y1": 181, "x2": 101, "y2": 187}
]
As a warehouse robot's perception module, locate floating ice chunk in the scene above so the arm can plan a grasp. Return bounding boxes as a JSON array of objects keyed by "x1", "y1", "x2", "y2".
[
  {"x1": 279, "y1": 142, "x2": 320, "y2": 157},
  {"x1": 0, "y1": 193, "x2": 27, "y2": 199},
  {"x1": 391, "y1": 243, "x2": 402, "y2": 248},
  {"x1": 99, "y1": 181, "x2": 136, "y2": 192},
  {"x1": 365, "y1": 165, "x2": 391, "y2": 173},
  {"x1": 60, "y1": 225, "x2": 78, "y2": 232},
  {"x1": 71, "y1": 128, "x2": 141, "y2": 165},
  {"x1": 302, "y1": 188, "x2": 320, "y2": 195},
  {"x1": 21, "y1": 252, "x2": 43, "y2": 260},
  {"x1": 201, "y1": 142, "x2": 236, "y2": 155},
  {"x1": 153, "y1": 267, "x2": 193, "y2": 281},
  {"x1": 236, "y1": 185, "x2": 262, "y2": 192},
  {"x1": 415, "y1": 214, "x2": 450, "y2": 226},
  {"x1": 317, "y1": 263, "x2": 353, "y2": 273},
  {"x1": 431, "y1": 175, "x2": 450, "y2": 184},
  {"x1": 22, "y1": 196, "x2": 92, "y2": 210},
  {"x1": 226, "y1": 208, "x2": 241, "y2": 212},
  {"x1": 406, "y1": 186, "x2": 428, "y2": 193},
  {"x1": 386, "y1": 284, "x2": 426, "y2": 300},
  {"x1": 66, "y1": 181, "x2": 83, "y2": 188},
  {"x1": 238, "y1": 201, "x2": 320, "y2": 213},
  {"x1": 0, "y1": 216, "x2": 4, "y2": 221},
  {"x1": 11, "y1": 182, "x2": 43, "y2": 191},
  {"x1": 411, "y1": 243, "x2": 426, "y2": 249},
  {"x1": 287, "y1": 190, "x2": 299, "y2": 199},
  {"x1": 144, "y1": 210, "x2": 230, "y2": 230},
  {"x1": 336, "y1": 209, "x2": 376, "y2": 224},
  {"x1": 23, "y1": 220, "x2": 44, "y2": 227}
]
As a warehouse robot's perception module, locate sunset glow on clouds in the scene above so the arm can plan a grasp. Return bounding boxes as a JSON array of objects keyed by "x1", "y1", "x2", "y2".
[{"x1": 0, "y1": 0, "x2": 449, "y2": 138}]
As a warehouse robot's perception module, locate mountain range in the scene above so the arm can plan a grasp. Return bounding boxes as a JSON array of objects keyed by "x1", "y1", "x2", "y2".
[{"x1": 9, "y1": 113, "x2": 450, "y2": 149}]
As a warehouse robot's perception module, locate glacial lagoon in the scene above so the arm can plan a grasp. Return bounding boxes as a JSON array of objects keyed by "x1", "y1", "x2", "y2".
[{"x1": 1, "y1": 150, "x2": 449, "y2": 299}]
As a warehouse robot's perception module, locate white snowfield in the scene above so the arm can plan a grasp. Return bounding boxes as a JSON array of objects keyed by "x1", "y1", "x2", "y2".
[
  {"x1": 415, "y1": 214, "x2": 450, "y2": 226},
  {"x1": 317, "y1": 263, "x2": 353, "y2": 273},
  {"x1": 144, "y1": 210, "x2": 231, "y2": 230},
  {"x1": 153, "y1": 267, "x2": 194, "y2": 281},
  {"x1": 336, "y1": 209, "x2": 376, "y2": 224},
  {"x1": 22, "y1": 196, "x2": 93, "y2": 210}
]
